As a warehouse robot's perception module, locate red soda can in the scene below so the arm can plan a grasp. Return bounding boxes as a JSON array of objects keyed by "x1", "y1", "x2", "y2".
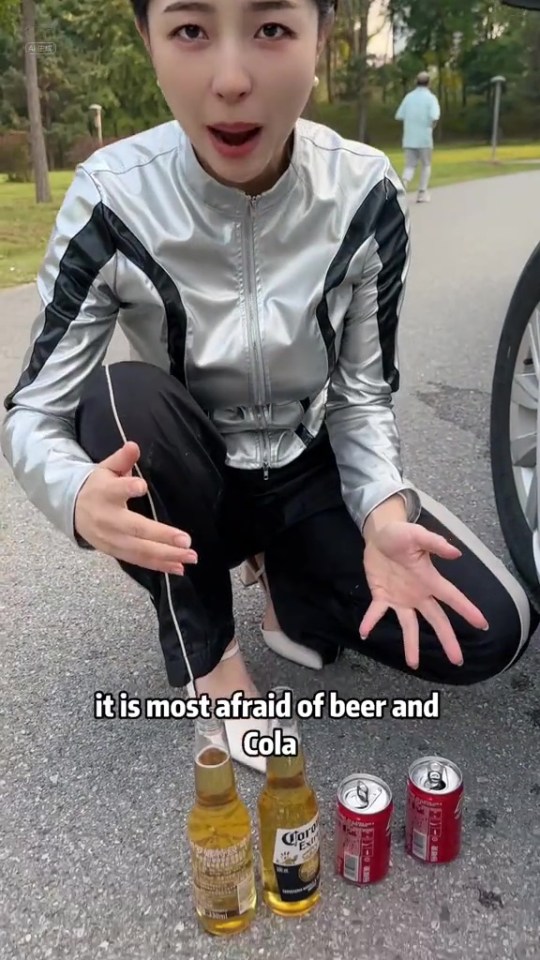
[
  {"x1": 335, "y1": 774, "x2": 393, "y2": 885},
  {"x1": 405, "y1": 756, "x2": 463, "y2": 864}
]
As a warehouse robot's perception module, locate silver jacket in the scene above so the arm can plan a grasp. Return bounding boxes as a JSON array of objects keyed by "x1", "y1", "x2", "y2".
[{"x1": 2, "y1": 118, "x2": 420, "y2": 544}]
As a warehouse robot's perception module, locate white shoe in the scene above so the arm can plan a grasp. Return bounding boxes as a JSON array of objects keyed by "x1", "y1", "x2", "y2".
[
  {"x1": 239, "y1": 558, "x2": 324, "y2": 670},
  {"x1": 261, "y1": 628, "x2": 324, "y2": 671},
  {"x1": 186, "y1": 641, "x2": 267, "y2": 773},
  {"x1": 417, "y1": 191, "x2": 431, "y2": 203}
]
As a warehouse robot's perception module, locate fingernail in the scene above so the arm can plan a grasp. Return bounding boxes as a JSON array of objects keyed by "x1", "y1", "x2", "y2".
[
  {"x1": 186, "y1": 552, "x2": 198, "y2": 563},
  {"x1": 482, "y1": 624, "x2": 490, "y2": 632},
  {"x1": 360, "y1": 632, "x2": 368, "y2": 640},
  {"x1": 175, "y1": 534, "x2": 190, "y2": 547},
  {"x1": 173, "y1": 565, "x2": 184, "y2": 575},
  {"x1": 457, "y1": 659, "x2": 464, "y2": 667}
]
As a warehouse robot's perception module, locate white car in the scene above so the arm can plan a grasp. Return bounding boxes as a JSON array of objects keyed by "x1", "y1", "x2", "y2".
[{"x1": 492, "y1": 0, "x2": 540, "y2": 604}]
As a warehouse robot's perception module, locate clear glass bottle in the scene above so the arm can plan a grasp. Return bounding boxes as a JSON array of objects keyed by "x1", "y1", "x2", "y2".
[
  {"x1": 257, "y1": 687, "x2": 321, "y2": 916},
  {"x1": 187, "y1": 717, "x2": 257, "y2": 935}
]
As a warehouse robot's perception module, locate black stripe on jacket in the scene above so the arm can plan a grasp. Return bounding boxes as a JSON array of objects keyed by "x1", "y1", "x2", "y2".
[
  {"x1": 4, "y1": 204, "x2": 188, "y2": 410},
  {"x1": 295, "y1": 177, "x2": 408, "y2": 445}
]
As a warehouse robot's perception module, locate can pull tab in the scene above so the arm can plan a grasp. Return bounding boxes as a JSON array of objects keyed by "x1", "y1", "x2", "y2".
[
  {"x1": 356, "y1": 781, "x2": 370, "y2": 808},
  {"x1": 425, "y1": 762, "x2": 446, "y2": 791},
  {"x1": 356, "y1": 781, "x2": 383, "y2": 811}
]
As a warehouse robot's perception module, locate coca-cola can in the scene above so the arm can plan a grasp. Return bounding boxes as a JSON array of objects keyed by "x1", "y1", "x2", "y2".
[
  {"x1": 405, "y1": 756, "x2": 463, "y2": 864},
  {"x1": 335, "y1": 773, "x2": 393, "y2": 885}
]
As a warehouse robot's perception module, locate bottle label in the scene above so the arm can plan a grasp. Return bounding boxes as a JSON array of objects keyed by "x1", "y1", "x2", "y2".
[
  {"x1": 273, "y1": 812, "x2": 320, "y2": 902},
  {"x1": 190, "y1": 837, "x2": 255, "y2": 920}
]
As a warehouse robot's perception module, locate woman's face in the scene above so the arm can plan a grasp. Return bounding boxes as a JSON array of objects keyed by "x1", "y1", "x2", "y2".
[{"x1": 140, "y1": 0, "x2": 331, "y2": 194}]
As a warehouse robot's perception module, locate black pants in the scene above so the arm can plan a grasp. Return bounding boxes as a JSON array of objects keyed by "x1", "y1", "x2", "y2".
[{"x1": 75, "y1": 361, "x2": 535, "y2": 688}]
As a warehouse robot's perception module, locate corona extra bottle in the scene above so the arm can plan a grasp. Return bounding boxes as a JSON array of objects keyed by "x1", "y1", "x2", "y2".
[
  {"x1": 257, "y1": 688, "x2": 321, "y2": 916},
  {"x1": 187, "y1": 717, "x2": 256, "y2": 935}
]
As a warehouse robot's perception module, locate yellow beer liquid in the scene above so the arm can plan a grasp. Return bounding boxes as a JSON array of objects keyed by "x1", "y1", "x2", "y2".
[
  {"x1": 258, "y1": 751, "x2": 320, "y2": 917},
  {"x1": 188, "y1": 746, "x2": 256, "y2": 936}
]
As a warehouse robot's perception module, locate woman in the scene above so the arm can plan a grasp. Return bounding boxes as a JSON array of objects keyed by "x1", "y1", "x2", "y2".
[{"x1": 1, "y1": 0, "x2": 534, "y2": 772}]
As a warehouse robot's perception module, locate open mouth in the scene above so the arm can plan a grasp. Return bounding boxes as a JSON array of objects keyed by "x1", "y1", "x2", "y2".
[{"x1": 209, "y1": 126, "x2": 261, "y2": 146}]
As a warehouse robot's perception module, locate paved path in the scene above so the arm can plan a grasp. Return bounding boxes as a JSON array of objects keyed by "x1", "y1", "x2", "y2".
[{"x1": 1, "y1": 172, "x2": 540, "y2": 960}]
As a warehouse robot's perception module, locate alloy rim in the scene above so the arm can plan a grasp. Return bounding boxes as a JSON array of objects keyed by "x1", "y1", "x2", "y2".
[{"x1": 509, "y1": 305, "x2": 540, "y2": 533}]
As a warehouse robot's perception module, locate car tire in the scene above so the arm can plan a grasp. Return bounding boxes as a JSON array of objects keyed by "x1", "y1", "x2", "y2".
[{"x1": 490, "y1": 241, "x2": 540, "y2": 608}]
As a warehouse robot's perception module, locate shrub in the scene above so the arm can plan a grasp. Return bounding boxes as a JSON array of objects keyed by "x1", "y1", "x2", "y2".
[
  {"x1": 310, "y1": 99, "x2": 540, "y2": 147},
  {"x1": 0, "y1": 131, "x2": 32, "y2": 182},
  {"x1": 66, "y1": 134, "x2": 122, "y2": 168}
]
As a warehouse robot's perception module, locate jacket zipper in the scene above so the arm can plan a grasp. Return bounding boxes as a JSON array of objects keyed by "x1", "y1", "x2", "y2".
[{"x1": 244, "y1": 196, "x2": 270, "y2": 479}]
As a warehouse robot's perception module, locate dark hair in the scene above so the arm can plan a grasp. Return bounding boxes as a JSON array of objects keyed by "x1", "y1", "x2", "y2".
[{"x1": 130, "y1": 0, "x2": 337, "y2": 27}]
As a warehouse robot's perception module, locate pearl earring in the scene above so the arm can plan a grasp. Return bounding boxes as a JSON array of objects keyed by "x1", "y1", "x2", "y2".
[{"x1": 313, "y1": 75, "x2": 320, "y2": 88}]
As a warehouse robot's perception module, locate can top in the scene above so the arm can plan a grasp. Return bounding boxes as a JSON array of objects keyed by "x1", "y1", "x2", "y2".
[
  {"x1": 409, "y1": 756, "x2": 462, "y2": 794},
  {"x1": 338, "y1": 774, "x2": 392, "y2": 814}
]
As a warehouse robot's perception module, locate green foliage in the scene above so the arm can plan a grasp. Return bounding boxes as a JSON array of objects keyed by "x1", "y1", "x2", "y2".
[
  {"x1": 0, "y1": 0, "x2": 539, "y2": 164},
  {"x1": 389, "y1": 0, "x2": 535, "y2": 93},
  {"x1": 0, "y1": 0, "x2": 20, "y2": 33},
  {"x1": 459, "y1": 34, "x2": 522, "y2": 93},
  {"x1": 0, "y1": 0, "x2": 171, "y2": 165},
  {"x1": 372, "y1": 0, "x2": 540, "y2": 138},
  {"x1": 334, "y1": 52, "x2": 379, "y2": 99},
  {"x1": 391, "y1": 0, "x2": 474, "y2": 65}
]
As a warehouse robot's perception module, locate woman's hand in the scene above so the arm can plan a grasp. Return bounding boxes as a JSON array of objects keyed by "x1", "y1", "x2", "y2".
[
  {"x1": 361, "y1": 520, "x2": 489, "y2": 670},
  {"x1": 75, "y1": 441, "x2": 198, "y2": 575}
]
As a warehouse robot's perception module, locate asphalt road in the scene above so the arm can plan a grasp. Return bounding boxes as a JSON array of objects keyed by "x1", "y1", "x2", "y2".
[{"x1": 1, "y1": 172, "x2": 540, "y2": 960}]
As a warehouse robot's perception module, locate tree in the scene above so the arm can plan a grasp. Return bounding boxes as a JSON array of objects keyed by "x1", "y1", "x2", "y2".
[
  {"x1": 61, "y1": 0, "x2": 170, "y2": 137},
  {"x1": 335, "y1": 0, "x2": 389, "y2": 140},
  {"x1": 22, "y1": 0, "x2": 51, "y2": 201},
  {"x1": 459, "y1": 33, "x2": 522, "y2": 103},
  {"x1": 523, "y1": 14, "x2": 540, "y2": 106},
  {"x1": 390, "y1": 0, "x2": 475, "y2": 101},
  {"x1": 1, "y1": 0, "x2": 538, "y2": 160},
  {"x1": 392, "y1": 48, "x2": 427, "y2": 97},
  {"x1": 0, "y1": 0, "x2": 170, "y2": 166}
]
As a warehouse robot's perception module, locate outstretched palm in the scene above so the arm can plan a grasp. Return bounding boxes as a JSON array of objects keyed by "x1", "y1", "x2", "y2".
[{"x1": 361, "y1": 522, "x2": 489, "y2": 670}]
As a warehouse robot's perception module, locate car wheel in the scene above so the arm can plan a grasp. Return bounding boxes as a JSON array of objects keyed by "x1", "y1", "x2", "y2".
[{"x1": 491, "y1": 242, "x2": 540, "y2": 607}]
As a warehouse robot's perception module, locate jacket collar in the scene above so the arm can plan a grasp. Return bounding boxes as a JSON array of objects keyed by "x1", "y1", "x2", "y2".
[{"x1": 179, "y1": 121, "x2": 303, "y2": 215}]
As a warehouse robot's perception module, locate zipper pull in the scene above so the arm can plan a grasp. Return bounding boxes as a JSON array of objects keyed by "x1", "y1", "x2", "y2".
[{"x1": 263, "y1": 459, "x2": 269, "y2": 480}]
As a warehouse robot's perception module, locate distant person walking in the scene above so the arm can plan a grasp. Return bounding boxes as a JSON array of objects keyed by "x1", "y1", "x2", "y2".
[{"x1": 395, "y1": 71, "x2": 440, "y2": 203}]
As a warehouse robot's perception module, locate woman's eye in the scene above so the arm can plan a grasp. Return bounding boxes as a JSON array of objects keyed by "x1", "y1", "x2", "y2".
[
  {"x1": 171, "y1": 21, "x2": 292, "y2": 42},
  {"x1": 258, "y1": 22, "x2": 292, "y2": 39},
  {"x1": 173, "y1": 24, "x2": 205, "y2": 41}
]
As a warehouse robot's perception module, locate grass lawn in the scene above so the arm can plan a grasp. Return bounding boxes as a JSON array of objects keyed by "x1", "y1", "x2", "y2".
[
  {"x1": 386, "y1": 142, "x2": 540, "y2": 188},
  {"x1": 1, "y1": 142, "x2": 540, "y2": 289}
]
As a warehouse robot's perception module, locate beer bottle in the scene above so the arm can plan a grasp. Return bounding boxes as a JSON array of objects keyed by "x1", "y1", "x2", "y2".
[
  {"x1": 257, "y1": 687, "x2": 321, "y2": 916},
  {"x1": 187, "y1": 717, "x2": 257, "y2": 935}
]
